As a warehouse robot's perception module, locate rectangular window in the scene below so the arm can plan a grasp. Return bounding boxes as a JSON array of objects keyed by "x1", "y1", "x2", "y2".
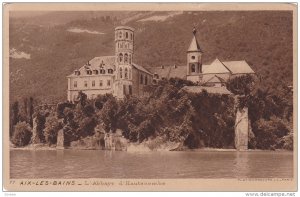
[
  {"x1": 99, "y1": 80, "x2": 103, "y2": 87},
  {"x1": 74, "y1": 81, "x2": 77, "y2": 88},
  {"x1": 92, "y1": 80, "x2": 95, "y2": 87},
  {"x1": 84, "y1": 81, "x2": 88, "y2": 87},
  {"x1": 107, "y1": 80, "x2": 111, "y2": 86}
]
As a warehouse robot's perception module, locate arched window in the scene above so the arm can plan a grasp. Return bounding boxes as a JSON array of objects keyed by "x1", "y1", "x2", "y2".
[
  {"x1": 119, "y1": 31, "x2": 122, "y2": 38},
  {"x1": 124, "y1": 53, "x2": 128, "y2": 63},
  {"x1": 120, "y1": 67, "x2": 123, "y2": 79},
  {"x1": 126, "y1": 32, "x2": 128, "y2": 38},
  {"x1": 125, "y1": 68, "x2": 128, "y2": 79},
  {"x1": 129, "y1": 54, "x2": 132, "y2": 64},
  {"x1": 191, "y1": 64, "x2": 196, "y2": 72},
  {"x1": 129, "y1": 68, "x2": 131, "y2": 79},
  {"x1": 130, "y1": 33, "x2": 133, "y2": 40},
  {"x1": 119, "y1": 53, "x2": 123, "y2": 63},
  {"x1": 145, "y1": 75, "x2": 148, "y2": 85},
  {"x1": 140, "y1": 74, "x2": 143, "y2": 84}
]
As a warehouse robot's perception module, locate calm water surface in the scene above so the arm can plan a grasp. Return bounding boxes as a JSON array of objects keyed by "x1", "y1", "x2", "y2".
[{"x1": 10, "y1": 150, "x2": 293, "y2": 179}]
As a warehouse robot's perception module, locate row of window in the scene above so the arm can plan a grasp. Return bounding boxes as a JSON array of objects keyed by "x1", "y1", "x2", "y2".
[
  {"x1": 119, "y1": 67, "x2": 132, "y2": 79},
  {"x1": 115, "y1": 31, "x2": 133, "y2": 40},
  {"x1": 74, "y1": 69, "x2": 114, "y2": 76},
  {"x1": 73, "y1": 80, "x2": 111, "y2": 88},
  {"x1": 117, "y1": 42, "x2": 132, "y2": 50},
  {"x1": 118, "y1": 53, "x2": 132, "y2": 64}
]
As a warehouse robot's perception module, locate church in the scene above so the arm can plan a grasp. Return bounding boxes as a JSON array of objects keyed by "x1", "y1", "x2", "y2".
[
  {"x1": 67, "y1": 26, "x2": 153, "y2": 102},
  {"x1": 150, "y1": 28, "x2": 255, "y2": 94},
  {"x1": 67, "y1": 26, "x2": 255, "y2": 101}
]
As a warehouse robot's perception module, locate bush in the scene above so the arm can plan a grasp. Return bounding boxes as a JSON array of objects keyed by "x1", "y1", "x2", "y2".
[
  {"x1": 252, "y1": 116, "x2": 291, "y2": 150},
  {"x1": 11, "y1": 122, "x2": 32, "y2": 147},
  {"x1": 282, "y1": 132, "x2": 293, "y2": 150}
]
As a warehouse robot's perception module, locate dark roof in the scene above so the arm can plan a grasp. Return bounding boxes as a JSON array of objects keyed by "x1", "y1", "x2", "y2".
[
  {"x1": 148, "y1": 65, "x2": 186, "y2": 79},
  {"x1": 68, "y1": 56, "x2": 152, "y2": 77}
]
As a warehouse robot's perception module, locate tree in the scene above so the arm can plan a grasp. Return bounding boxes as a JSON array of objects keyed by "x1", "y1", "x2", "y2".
[
  {"x1": 226, "y1": 75, "x2": 255, "y2": 95},
  {"x1": 99, "y1": 97, "x2": 118, "y2": 132},
  {"x1": 10, "y1": 101, "x2": 19, "y2": 137},
  {"x1": 44, "y1": 116, "x2": 63, "y2": 145},
  {"x1": 11, "y1": 121, "x2": 32, "y2": 147}
]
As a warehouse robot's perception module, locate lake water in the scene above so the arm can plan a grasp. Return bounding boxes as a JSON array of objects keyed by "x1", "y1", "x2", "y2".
[{"x1": 10, "y1": 150, "x2": 293, "y2": 179}]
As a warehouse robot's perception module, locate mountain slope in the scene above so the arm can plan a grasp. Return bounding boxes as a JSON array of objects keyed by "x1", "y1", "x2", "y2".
[{"x1": 9, "y1": 11, "x2": 293, "y2": 103}]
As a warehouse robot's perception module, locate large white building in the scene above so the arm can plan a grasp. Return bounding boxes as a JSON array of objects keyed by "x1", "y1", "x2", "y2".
[{"x1": 67, "y1": 26, "x2": 153, "y2": 102}]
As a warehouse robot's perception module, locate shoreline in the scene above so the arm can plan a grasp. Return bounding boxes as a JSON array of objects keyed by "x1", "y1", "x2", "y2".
[{"x1": 9, "y1": 144, "x2": 292, "y2": 152}]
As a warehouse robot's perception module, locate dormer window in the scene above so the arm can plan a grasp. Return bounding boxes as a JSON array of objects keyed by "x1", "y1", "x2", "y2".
[
  {"x1": 86, "y1": 70, "x2": 92, "y2": 75},
  {"x1": 100, "y1": 69, "x2": 105, "y2": 74},
  {"x1": 93, "y1": 70, "x2": 99, "y2": 75},
  {"x1": 74, "y1": 70, "x2": 80, "y2": 75},
  {"x1": 108, "y1": 69, "x2": 113, "y2": 74}
]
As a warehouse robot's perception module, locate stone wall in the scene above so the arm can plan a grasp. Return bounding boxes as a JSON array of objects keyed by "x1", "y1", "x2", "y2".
[{"x1": 235, "y1": 107, "x2": 249, "y2": 150}]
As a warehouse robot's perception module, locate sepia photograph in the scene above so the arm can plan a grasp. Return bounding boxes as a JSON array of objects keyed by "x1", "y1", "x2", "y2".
[{"x1": 3, "y1": 3, "x2": 297, "y2": 192}]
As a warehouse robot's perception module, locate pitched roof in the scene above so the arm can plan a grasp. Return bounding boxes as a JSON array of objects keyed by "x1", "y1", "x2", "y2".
[
  {"x1": 89, "y1": 56, "x2": 115, "y2": 69},
  {"x1": 203, "y1": 75, "x2": 226, "y2": 84},
  {"x1": 132, "y1": 63, "x2": 153, "y2": 75},
  {"x1": 148, "y1": 65, "x2": 186, "y2": 79},
  {"x1": 202, "y1": 58, "x2": 231, "y2": 74},
  {"x1": 188, "y1": 35, "x2": 202, "y2": 52},
  {"x1": 68, "y1": 56, "x2": 152, "y2": 77},
  {"x1": 182, "y1": 86, "x2": 232, "y2": 95},
  {"x1": 222, "y1": 60, "x2": 255, "y2": 74}
]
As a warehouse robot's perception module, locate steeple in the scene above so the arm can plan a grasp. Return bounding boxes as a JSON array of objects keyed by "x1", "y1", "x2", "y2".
[
  {"x1": 186, "y1": 27, "x2": 203, "y2": 83},
  {"x1": 188, "y1": 27, "x2": 202, "y2": 52}
]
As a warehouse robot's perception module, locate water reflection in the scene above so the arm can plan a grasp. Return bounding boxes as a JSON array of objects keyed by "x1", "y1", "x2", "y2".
[
  {"x1": 233, "y1": 151, "x2": 250, "y2": 178},
  {"x1": 10, "y1": 150, "x2": 293, "y2": 179}
]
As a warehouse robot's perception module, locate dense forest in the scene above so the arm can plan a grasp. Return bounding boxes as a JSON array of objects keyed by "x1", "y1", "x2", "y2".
[{"x1": 10, "y1": 76, "x2": 293, "y2": 150}]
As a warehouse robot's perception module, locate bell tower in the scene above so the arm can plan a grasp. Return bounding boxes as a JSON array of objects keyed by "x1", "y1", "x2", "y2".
[
  {"x1": 186, "y1": 27, "x2": 203, "y2": 83},
  {"x1": 114, "y1": 26, "x2": 135, "y2": 99}
]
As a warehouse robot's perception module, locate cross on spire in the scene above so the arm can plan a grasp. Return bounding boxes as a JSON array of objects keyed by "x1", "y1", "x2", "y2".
[{"x1": 193, "y1": 26, "x2": 197, "y2": 35}]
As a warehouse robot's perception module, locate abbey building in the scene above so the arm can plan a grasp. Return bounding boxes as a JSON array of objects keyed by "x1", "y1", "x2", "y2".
[
  {"x1": 67, "y1": 26, "x2": 255, "y2": 101},
  {"x1": 67, "y1": 26, "x2": 153, "y2": 102}
]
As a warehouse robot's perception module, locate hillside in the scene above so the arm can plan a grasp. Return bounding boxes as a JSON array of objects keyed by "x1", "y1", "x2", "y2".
[{"x1": 9, "y1": 11, "x2": 293, "y2": 103}]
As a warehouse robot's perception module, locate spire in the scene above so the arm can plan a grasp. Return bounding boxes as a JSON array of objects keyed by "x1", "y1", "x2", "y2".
[{"x1": 188, "y1": 27, "x2": 202, "y2": 52}]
